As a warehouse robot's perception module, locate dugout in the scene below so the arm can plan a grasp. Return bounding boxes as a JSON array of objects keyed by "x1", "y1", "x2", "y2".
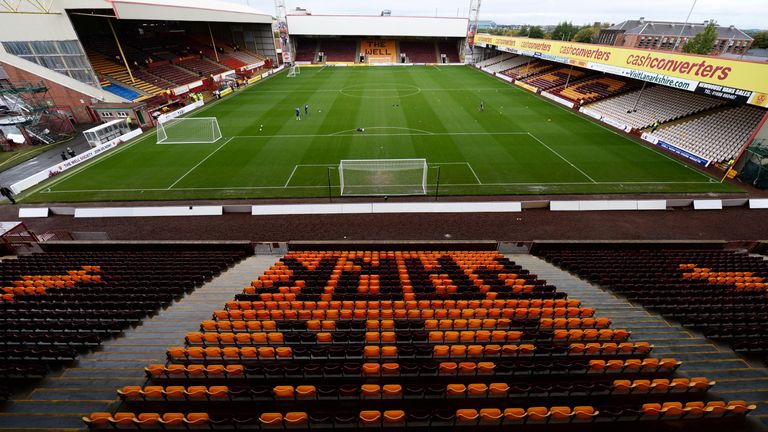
[{"x1": 83, "y1": 119, "x2": 131, "y2": 148}]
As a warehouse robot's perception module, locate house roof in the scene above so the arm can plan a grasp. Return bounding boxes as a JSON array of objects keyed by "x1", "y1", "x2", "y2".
[{"x1": 608, "y1": 19, "x2": 753, "y2": 40}]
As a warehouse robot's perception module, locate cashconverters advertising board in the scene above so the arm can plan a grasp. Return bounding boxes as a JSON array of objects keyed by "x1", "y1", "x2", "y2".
[{"x1": 474, "y1": 34, "x2": 768, "y2": 108}]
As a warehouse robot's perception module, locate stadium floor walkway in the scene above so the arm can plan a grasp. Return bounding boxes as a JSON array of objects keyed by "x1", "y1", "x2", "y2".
[
  {"x1": 512, "y1": 254, "x2": 768, "y2": 431},
  {"x1": 0, "y1": 254, "x2": 279, "y2": 432}
]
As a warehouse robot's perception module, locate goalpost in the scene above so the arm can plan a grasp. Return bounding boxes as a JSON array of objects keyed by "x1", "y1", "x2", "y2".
[
  {"x1": 157, "y1": 117, "x2": 222, "y2": 144},
  {"x1": 339, "y1": 159, "x2": 429, "y2": 196},
  {"x1": 287, "y1": 65, "x2": 300, "y2": 78}
]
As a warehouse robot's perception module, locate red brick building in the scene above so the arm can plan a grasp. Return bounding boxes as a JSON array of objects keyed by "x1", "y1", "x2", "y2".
[{"x1": 597, "y1": 18, "x2": 753, "y2": 54}]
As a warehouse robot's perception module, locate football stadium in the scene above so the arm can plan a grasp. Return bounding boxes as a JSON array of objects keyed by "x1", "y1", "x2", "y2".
[{"x1": 0, "y1": 0, "x2": 768, "y2": 431}]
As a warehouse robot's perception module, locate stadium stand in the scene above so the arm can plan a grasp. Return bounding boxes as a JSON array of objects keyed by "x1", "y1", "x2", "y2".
[
  {"x1": 217, "y1": 56, "x2": 247, "y2": 70},
  {"x1": 0, "y1": 247, "x2": 250, "y2": 387},
  {"x1": 522, "y1": 67, "x2": 590, "y2": 92},
  {"x1": 177, "y1": 58, "x2": 229, "y2": 76},
  {"x1": 474, "y1": 53, "x2": 515, "y2": 69},
  {"x1": 502, "y1": 60, "x2": 554, "y2": 80},
  {"x1": 145, "y1": 62, "x2": 200, "y2": 86},
  {"x1": 535, "y1": 247, "x2": 768, "y2": 359},
  {"x1": 552, "y1": 76, "x2": 639, "y2": 104},
  {"x1": 652, "y1": 105, "x2": 766, "y2": 163},
  {"x1": 87, "y1": 51, "x2": 168, "y2": 97},
  {"x1": 226, "y1": 49, "x2": 268, "y2": 65},
  {"x1": 438, "y1": 41, "x2": 460, "y2": 63},
  {"x1": 399, "y1": 40, "x2": 437, "y2": 63},
  {"x1": 585, "y1": 86, "x2": 727, "y2": 130},
  {"x1": 483, "y1": 56, "x2": 529, "y2": 74},
  {"x1": 319, "y1": 39, "x2": 358, "y2": 62},
  {"x1": 295, "y1": 40, "x2": 318, "y2": 62},
  {"x1": 84, "y1": 250, "x2": 756, "y2": 430}
]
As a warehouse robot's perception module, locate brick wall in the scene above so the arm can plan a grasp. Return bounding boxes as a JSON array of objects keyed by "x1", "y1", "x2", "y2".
[{"x1": 0, "y1": 61, "x2": 97, "y2": 124}]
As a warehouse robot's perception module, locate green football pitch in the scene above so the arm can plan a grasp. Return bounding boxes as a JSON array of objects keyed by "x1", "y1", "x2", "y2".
[{"x1": 25, "y1": 66, "x2": 739, "y2": 203}]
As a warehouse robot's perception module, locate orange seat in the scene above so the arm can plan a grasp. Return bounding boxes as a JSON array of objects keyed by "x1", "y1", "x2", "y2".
[
  {"x1": 361, "y1": 384, "x2": 381, "y2": 397},
  {"x1": 112, "y1": 413, "x2": 137, "y2": 426},
  {"x1": 383, "y1": 410, "x2": 405, "y2": 424},
  {"x1": 274, "y1": 386, "x2": 294, "y2": 399},
  {"x1": 164, "y1": 386, "x2": 186, "y2": 399},
  {"x1": 527, "y1": 407, "x2": 549, "y2": 422},
  {"x1": 185, "y1": 413, "x2": 210, "y2": 425},
  {"x1": 382, "y1": 384, "x2": 402, "y2": 397},
  {"x1": 296, "y1": 385, "x2": 316, "y2": 399},
  {"x1": 117, "y1": 386, "x2": 142, "y2": 399},
  {"x1": 83, "y1": 412, "x2": 112, "y2": 427},
  {"x1": 284, "y1": 412, "x2": 308, "y2": 427},
  {"x1": 161, "y1": 413, "x2": 185, "y2": 426},
  {"x1": 467, "y1": 383, "x2": 487, "y2": 397},
  {"x1": 503, "y1": 408, "x2": 526, "y2": 422},
  {"x1": 359, "y1": 410, "x2": 381, "y2": 424},
  {"x1": 259, "y1": 413, "x2": 283, "y2": 425},
  {"x1": 446, "y1": 384, "x2": 466, "y2": 397},
  {"x1": 573, "y1": 406, "x2": 596, "y2": 421},
  {"x1": 550, "y1": 406, "x2": 572, "y2": 422}
]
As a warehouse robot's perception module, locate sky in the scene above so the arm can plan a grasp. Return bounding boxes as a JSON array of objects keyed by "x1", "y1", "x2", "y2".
[{"x1": 230, "y1": 0, "x2": 767, "y2": 29}]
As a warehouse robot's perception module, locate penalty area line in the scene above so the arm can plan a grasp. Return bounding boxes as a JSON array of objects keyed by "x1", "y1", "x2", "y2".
[
  {"x1": 283, "y1": 165, "x2": 299, "y2": 188},
  {"x1": 167, "y1": 137, "x2": 234, "y2": 190},
  {"x1": 285, "y1": 164, "x2": 338, "y2": 188},
  {"x1": 466, "y1": 162, "x2": 482, "y2": 185},
  {"x1": 527, "y1": 133, "x2": 597, "y2": 184}
]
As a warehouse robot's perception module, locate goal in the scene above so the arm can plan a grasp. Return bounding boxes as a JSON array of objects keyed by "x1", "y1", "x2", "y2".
[
  {"x1": 287, "y1": 65, "x2": 300, "y2": 77},
  {"x1": 339, "y1": 159, "x2": 429, "y2": 196},
  {"x1": 157, "y1": 117, "x2": 222, "y2": 144}
]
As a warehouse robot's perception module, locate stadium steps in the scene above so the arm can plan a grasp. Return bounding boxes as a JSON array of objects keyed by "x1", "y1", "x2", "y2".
[
  {"x1": 512, "y1": 254, "x2": 768, "y2": 426},
  {"x1": 0, "y1": 255, "x2": 279, "y2": 432}
]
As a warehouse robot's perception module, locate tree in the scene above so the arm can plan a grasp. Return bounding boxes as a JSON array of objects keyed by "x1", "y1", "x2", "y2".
[
  {"x1": 572, "y1": 22, "x2": 611, "y2": 44},
  {"x1": 753, "y1": 31, "x2": 768, "y2": 49},
  {"x1": 550, "y1": 21, "x2": 579, "y2": 41},
  {"x1": 518, "y1": 25, "x2": 545, "y2": 39},
  {"x1": 683, "y1": 21, "x2": 718, "y2": 54},
  {"x1": 573, "y1": 27, "x2": 597, "y2": 43}
]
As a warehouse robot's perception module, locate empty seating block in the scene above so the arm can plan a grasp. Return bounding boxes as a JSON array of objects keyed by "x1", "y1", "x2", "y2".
[
  {"x1": 0, "y1": 247, "x2": 250, "y2": 381},
  {"x1": 537, "y1": 247, "x2": 768, "y2": 357},
  {"x1": 523, "y1": 67, "x2": 589, "y2": 92},
  {"x1": 586, "y1": 85, "x2": 727, "y2": 130},
  {"x1": 400, "y1": 41, "x2": 437, "y2": 64},
  {"x1": 88, "y1": 250, "x2": 754, "y2": 429},
  {"x1": 553, "y1": 77, "x2": 638, "y2": 104},
  {"x1": 318, "y1": 39, "x2": 357, "y2": 62},
  {"x1": 501, "y1": 60, "x2": 553, "y2": 80}
]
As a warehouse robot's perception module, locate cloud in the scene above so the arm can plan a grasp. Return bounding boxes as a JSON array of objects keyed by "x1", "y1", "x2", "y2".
[{"x1": 231, "y1": 0, "x2": 767, "y2": 29}]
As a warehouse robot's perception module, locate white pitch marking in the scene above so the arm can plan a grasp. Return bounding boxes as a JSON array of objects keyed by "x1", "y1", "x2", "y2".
[
  {"x1": 465, "y1": 162, "x2": 483, "y2": 185},
  {"x1": 283, "y1": 165, "x2": 300, "y2": 188},
  {"x1": 167, "y1": 137, "x2": 234, "y2": 190},
  {"x1": 527, "y1": 133, "x2": 597, "y2": 184}
]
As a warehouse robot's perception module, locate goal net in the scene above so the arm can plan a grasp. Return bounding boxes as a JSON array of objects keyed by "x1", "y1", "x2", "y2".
[
  {"x1": 157, "y1": 117, "x2": 222, "y2": 144},
  {"x1": 287, "y1": 65, "x2": 300, "y2": 77},
  {"x1": 339, "y1": 159, "x2": 428, "y2": 196}
]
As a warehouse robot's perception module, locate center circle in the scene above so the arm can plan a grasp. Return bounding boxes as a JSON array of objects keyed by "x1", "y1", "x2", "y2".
[{"x1": 339, "y1": 84, "x2": 421, "y2": 99}]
